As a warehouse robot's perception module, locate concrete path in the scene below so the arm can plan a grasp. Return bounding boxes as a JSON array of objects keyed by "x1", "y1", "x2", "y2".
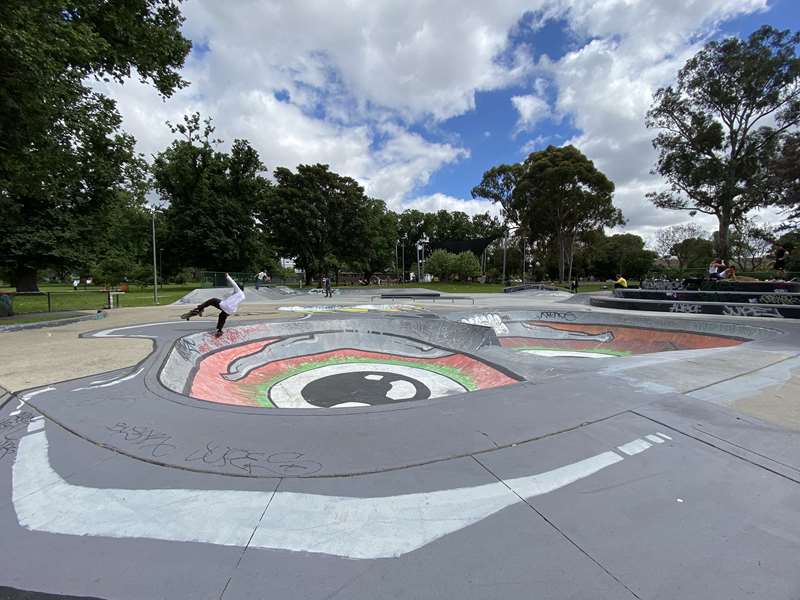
[{"x1": 1, "y1": 290, "x2": 800, "y2": 599}]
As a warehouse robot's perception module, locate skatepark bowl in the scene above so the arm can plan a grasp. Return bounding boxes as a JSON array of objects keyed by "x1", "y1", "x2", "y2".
[
  {"x1": 7, "y1": 300, "x2": 800, "y2": 600},
  {"x1": 160, "y1": 318, "x2": 524, "y2": 408}
]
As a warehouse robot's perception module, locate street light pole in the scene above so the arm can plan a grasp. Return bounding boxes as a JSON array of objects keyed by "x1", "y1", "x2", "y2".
[
  {"x1": 151, "y1": 207, "x2": 159, "y2": 304},
  {"x1": 401, "y1": 233, "x2": 407, "y2": 285}
]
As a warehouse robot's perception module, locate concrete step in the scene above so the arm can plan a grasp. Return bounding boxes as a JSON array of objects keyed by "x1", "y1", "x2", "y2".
[{"x1": 590, "y1": 295, "x2": 800, "y2": 319}]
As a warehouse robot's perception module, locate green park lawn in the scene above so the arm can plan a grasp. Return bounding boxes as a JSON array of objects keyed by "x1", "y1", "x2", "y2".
[
  {"x1": 0, "y1": 283, "x2": 202, "y2": 314},
  {"x1": 0, "y1": 279, "x2": 623, "y2": 318}
]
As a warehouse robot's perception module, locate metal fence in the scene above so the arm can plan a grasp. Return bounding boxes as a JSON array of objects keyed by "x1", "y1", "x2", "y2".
[
  {"x1": 0, "y1": 291, "x2": 113, "y2": 315},
  {"x1": 198, "y1": 271, "x2": 303, "y2": 287}
]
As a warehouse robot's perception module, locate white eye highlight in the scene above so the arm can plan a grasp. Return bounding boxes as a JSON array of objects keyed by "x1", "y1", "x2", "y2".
[{"x1": 267, "y1": 362, "x2": 467, "y2": 409}]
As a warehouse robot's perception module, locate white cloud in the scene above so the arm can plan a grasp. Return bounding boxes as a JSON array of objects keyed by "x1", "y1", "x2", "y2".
[
  {"x1": 542, "y1": 0, "x2": 770, "y2": 231},
  {"x1": 96, "y1": 0, "x2": 773, "y2": 227},
  {"x1": 511, "y1": 94, "x2": 551, "y2": 131},
  {"x1": 403, "y1": 193, "x2": 501, "y2": 217}
]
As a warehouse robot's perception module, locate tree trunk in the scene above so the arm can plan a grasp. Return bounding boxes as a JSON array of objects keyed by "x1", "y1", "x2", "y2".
[
  {"x1": 15, "y1": 265, "x2": 39, "y2": 293},
  {"x1": 557, "y1": 231, "x2": 566, "y2": 282},
  {"x1": 566, "y1": 234, "x2": 576, "y2": 282},
  {"x1": 717, "y1": 214, "x2": 731, "y2": 262}
]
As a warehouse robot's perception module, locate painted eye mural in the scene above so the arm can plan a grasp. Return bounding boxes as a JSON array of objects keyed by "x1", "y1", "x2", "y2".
[{"x1": 188, "y1": 332, "x2": 520, "y2": 408}]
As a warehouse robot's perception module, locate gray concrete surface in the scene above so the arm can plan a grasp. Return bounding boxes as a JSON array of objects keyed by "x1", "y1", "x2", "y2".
[{"x1": 2, "y1": 290, "x2": 800, "y2": 599}]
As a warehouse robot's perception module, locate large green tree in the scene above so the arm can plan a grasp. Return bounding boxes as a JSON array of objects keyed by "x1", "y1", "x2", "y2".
[
  {"x1": 591, "y1": 233, "x2": 657, "y2": 280},
  {"x1": 514, "y1": 145, "x2": 623, "y2": 281},
  {"x1": 265, "y1": 163, "x2": 375, "y2": 284},
  {"x1": 646, "y1": 26, "x2": 800, "y2": 261},
  {"x1": 0, "y1": 0, "x2": 191, "y2": 291},
  {"x1": 772, "y1": 132, "x2": 800, "y2": 223},
  {"x1": 152, "y1": 115, "x2": 271, "y2": 274}
]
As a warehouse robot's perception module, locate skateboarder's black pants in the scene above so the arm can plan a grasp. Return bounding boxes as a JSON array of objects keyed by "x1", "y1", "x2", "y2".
[{"x1": 191, "y1": 298, "x2": 229, "y2": 331}]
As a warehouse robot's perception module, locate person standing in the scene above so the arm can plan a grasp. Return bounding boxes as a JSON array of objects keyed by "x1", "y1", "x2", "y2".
[
  {"x1": 181, "y1": 273, "x2": 245, "y2": 337},
  {"x1": 773, "y1": 245, "x2": 789, "y2": 280},
  {"x1": 324, "y1": 276, "x2": 332, "y2": 298},
  {"x1": 255, "y1": 269, "x2": 268, "y2": 290}
]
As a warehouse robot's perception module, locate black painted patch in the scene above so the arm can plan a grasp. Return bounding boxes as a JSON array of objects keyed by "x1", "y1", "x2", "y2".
[{"x1": 301, "y1": 371, "x2": 431, "y2": 408}]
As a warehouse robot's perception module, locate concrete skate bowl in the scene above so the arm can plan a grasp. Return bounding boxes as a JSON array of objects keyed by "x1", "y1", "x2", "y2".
[
  {"x1": 456, "y1": 310, "x2": 776, "y2": 359},
  {"x1": 160, "y1": 318, "x2": 523, "y2": 409}
]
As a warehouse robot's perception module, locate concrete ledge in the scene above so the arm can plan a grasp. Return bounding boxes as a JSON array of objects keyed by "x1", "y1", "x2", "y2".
[
  {"x1": 591, "y1": 295, "x2": 800, "y2": 319},
  {"x1": 616, "y1": 288, "x2": 800, "y2": 305}
]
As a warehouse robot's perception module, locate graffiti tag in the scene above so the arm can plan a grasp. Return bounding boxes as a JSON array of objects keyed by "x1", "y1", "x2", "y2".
[
  {"x1": 0, "y1": 437, "x2": 17, "y2": 461},
  {"x1": 758, "y1": 294, "x2": 800, "y2": 306},
  {"x1": 535, "y1": 311, "x2": 577, "y2": 322},
  {"x1": 722, "y1": 305, "x2": 783, "y2": 318},
  {"x1": 185, "y1": 443, "x2": 323, "y2": 476},
  {"x1": 669, "y1": 302, "x2": 702, "y2": 314},
  {"x1": 0, "y1": 412, "x2": 34, "y2": 434},
  {"x1": 106, "y1": 422, "x2": 177, "y2": 458}
]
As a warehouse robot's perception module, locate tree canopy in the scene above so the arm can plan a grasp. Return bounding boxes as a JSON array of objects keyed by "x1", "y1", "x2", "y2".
[
  {"x1": 514, "y1": 145, "x2": 623, "y2": 281},
  {"x1": 0, "y1": 0, "x2": 191, "y2": 291},
  {"x1": 152, "y1": 115, "x2": 271, "y2": 274},
  {"x1": 646, "y1": 25, "x2": 800, "y2": 260}
]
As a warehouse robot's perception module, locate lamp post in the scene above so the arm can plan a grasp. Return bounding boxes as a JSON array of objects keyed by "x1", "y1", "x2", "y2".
[
  {"x1": 151, "y1": 206, "x2": 159, "y2": 304},
  {"x1": 417, "y1": 234, "x2": 429, "y2": 283},
  {"x1": 401, "y1": 233, "x2": 407, "y2": 285}
]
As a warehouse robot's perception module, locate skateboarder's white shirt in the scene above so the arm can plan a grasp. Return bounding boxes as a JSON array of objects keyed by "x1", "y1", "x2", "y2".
[{"x1": 219, "y1": 274, "x2": 245, "y2": 314}]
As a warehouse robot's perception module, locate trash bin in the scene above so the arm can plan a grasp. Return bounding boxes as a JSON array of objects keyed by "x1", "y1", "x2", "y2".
[{"x1": 0, "y1": 294, "x2": 13, "y2": 317}]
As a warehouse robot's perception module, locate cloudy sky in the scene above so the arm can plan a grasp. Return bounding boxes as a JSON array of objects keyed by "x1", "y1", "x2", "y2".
[{"x1": 101, "y1": 0, "x2": 799, "y2": 242}]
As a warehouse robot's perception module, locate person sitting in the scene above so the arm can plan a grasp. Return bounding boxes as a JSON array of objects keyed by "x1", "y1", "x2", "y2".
[
  {"x1": 708, "y1": 258, "x2": 725, "y2": 280},
  {"x1": 613, "y1": 274, "x2": 628, "y2": 289},
  {"x1": 719, "y1": 265, "x2": 737, "y2": 280}
]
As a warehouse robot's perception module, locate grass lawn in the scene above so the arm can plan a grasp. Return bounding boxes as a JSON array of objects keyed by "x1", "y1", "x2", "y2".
[{"x1": 0, "y1": 283, "x2": 202, "y2": 314}]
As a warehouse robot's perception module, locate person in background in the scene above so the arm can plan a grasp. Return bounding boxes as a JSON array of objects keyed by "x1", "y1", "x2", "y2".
[
  {"x1": 613, "y1": 274, "x2": 628, "y2": 289},
  {"x1": 708, "y1": 258, "x2": 725, "y2": 280},
  {"x1": 255, "y1": 269, "x2": 268, "y2": 290},
  {"x1": 773, "y1": 245, "x2": 789, "y2": 280},
  {"x1": 570, "y1": 277, "x2": 579, "y2": 293},
  {"x1": 324, "y1": 276, "x2": 332, "y2": 298},
  {"x1": 72, "y1": 278, "x2": 79, "y2": 291},
  {"x1": 181, "y1": 273, "x2": 245, "y2": 337},
  {"x1": 720, "y1": 265, "x2": 737, "y2": 280}
]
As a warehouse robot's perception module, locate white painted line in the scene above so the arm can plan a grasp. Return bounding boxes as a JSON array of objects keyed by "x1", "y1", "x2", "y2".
[
  {"x1": 9, "y1": 411, "x2": 20, "y2": 416},
  {"x1": 72, "y1": 368, "x2": 144, "y2": 392},
  {"x1": 645, "y1": 434, "x2": 665, "y2": 444},
  {"x1": 617, "y1": 438, "x2": 652, "y2": 456},
  {"x1": 655, "y1": 432, "x2": 672, "y2": 440},
  {"x1": 92, "y1": 321, "x2": 178, "y2": 338},
  {"x1": 21, "y1": 387, "x2": 55, "y2": 401},
  {"x1": 11, "y1": 428, "x2": 661, "y2": 559}
]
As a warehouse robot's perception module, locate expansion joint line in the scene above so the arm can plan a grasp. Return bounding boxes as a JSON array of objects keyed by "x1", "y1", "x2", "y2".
[
  {"x1": 631, "y1": 411, "x2": 800, "y2": 486},
  {"x1": 219, "y1": 478, "x2": 284, "y2": 600},
  {"x1": 684, "y1": 351, "x2": 800, "y2": 395},
  {"x1": 470, "y1": 454, "x2": 643, "y2": 600}
]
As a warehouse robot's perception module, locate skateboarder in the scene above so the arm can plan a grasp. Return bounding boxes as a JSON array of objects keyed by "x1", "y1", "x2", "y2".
[{"x1": 181, "y1": 273, "x2": 245, "y2": 336}]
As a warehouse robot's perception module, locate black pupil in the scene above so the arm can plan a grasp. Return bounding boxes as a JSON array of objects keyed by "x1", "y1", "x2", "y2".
[{"x1": 301, "y1": 371, "x2": 431, "y2": 408}]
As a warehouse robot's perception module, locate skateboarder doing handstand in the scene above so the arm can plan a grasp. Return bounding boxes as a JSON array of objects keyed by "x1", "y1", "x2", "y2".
[{"x1": 182, "y1": 273, "x2": 245, "y2": 336}]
